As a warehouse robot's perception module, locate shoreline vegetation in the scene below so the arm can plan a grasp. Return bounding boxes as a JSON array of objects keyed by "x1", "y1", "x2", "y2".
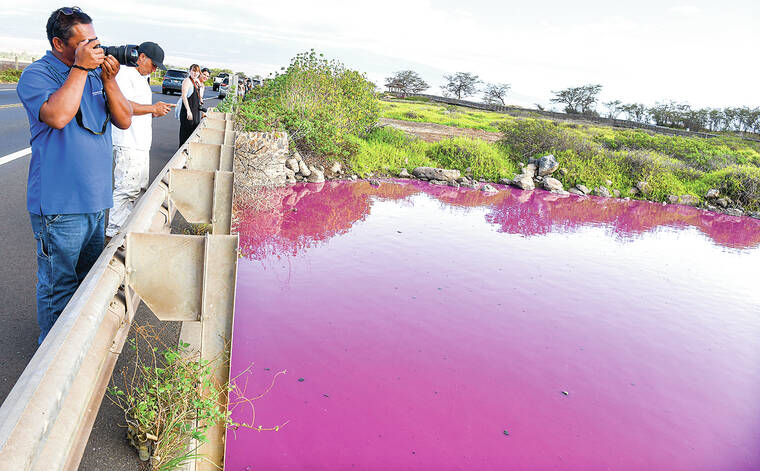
[{"x1": 232, "y1": 50, "x2": 759, "y2": 217}]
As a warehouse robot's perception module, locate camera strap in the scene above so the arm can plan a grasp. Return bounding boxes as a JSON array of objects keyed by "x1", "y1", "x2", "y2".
[{"x1": 46, "y1": 63, "x2": 111, "y2": 135}]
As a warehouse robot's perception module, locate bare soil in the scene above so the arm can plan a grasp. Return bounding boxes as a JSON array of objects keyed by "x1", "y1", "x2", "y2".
[{"x1": 379, "y1": 118, "x2": 502, "y2": 143}]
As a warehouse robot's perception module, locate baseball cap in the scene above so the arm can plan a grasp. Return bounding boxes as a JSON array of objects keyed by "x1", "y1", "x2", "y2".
[{"x1": 138, "y1": 41, "x2": 166, "y2": 70}]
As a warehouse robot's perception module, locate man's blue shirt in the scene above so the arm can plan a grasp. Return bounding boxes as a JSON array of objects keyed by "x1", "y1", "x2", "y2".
[{"x1": 17, "y1": 51, "x2": 113, "y2": 215}]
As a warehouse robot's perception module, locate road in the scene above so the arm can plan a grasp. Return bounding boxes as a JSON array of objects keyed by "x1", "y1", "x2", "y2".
[{"x1": 0, "y1": 81, "x2": 221, "y2": 469}]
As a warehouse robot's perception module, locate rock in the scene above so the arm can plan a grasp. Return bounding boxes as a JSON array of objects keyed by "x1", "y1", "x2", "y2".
[
  {"x1": 286, "y1": 174, "x2": 296, "y2": 184},
  {"x1": 449, "y1": 180, "x2": 460, "y2": 188},
  {"x1": 398, "y1": 168, "x2": 411, "y2": 178},
  {"x1": 350, "y1": 174, "x2": 358, "y2": 181},
  {"x1": 298, "y1": 160, "x2": 311, "y2": 177},
  {"x1": 292, "y1": 150, "x2": 304, "y2": 161},
  {"x1": 429, "y1": 179, "x2": 448, "y2": 185},
  {"x1": 286, "y1": 158, "x2": 299, "y2": 173},
  {"x1": 568, "y1": 188, "x2": 585, "y2": 196},
  {"x1": 666, "y1": 195, "x2": 679, "y2": 204},
  {"x1": 635, "y1": 181, "x2": 649, "y2": 195},
  {"x1": 594, "y1": 186, "x2": 612, "y2": 198},
  {"x1": 498, "y1": 178, "x2": 512, "y2": 185},
  {"x1": 628, "y1": 187, "x2": 639, "y2": 196},
  {"x1": 749, "y1": 212, "x2": 760, "y2": 219},
  {"x1": 575, "y1": 184, "x2": 590, "y2": 195},
  {"x1": 307, "y1": 166, "x2": 325, "y2": 183},
  {"x1": 612, "y1": 189, "x2": 621, "y2": 198},
  {"x1": 543, "y1": 177, "x2": 564, "y2": 192},
  {"x1": 604, "y1": 179, "x2": 613, "y2": 187},
  {"x1": 706, "y1": 204, "x2": 718, "y2": 211},
  {"x1": 559, "y1": 168, "x2": 568, "y2": 176},
  {"x1": 534, "y1": 175, "x2": 544, "y2": 183},
  {"x1": 461, "y1": 181, "x2": 479, "y2": 190},
  {"x1": 412, "y1": 167, "x2": 461, "y2": 182},
  {"x1": 705, "y1": 188, "x2": 720, "y2": 199},
  {"x1": 511, "y1": 174, "x2": 535, "y2": 191},
  {"x1": 523, "y1": 163, "x2": 538, "y2": 178},
  {"x1": 716, "y1": 197, "x2": 730, "y2": 208},
  {"x1": 369, "y1": 179, "x2": 380, "y2": 187},
  {"x1": 679, "y1": 195, "x2": 698, "y2": 206},
  {"x1": 481, "y1": 183, "x2": 498, "y2": 193},
  {"x1": 537, "y1": 155, "x2": 559, "y2": 176},
  {"x1": 725, "y1": 208, "x2": 744, "y2": 217},
  {"x1": 329, "y1": 161, "x2": 342, "y2": 175}
]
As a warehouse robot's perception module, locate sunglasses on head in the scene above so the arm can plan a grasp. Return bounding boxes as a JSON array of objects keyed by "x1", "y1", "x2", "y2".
[{"x1": 55, "y1": 6, "x2": 82, "y2": 19}]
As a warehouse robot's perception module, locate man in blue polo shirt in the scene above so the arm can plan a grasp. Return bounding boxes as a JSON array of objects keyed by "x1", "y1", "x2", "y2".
[{"x1": 17, "y1": 6, "x2": 132, "y2": 343}]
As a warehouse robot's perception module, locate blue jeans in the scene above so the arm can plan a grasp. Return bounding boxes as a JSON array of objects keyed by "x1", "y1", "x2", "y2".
[{"x1": 30, "y1": 211, "x2": 105, "y2": 344}]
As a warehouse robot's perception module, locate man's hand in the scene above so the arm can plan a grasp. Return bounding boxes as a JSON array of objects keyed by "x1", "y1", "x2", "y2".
[
  {"x1": 100, "y1": 56, "x2": 120, "y2": 82},
  {"x1": 151, "y1": 101, "x2": 175, "y2": 118},
  {"x1": 74, "y1": 39, "x2": 104, "y2": 71}
]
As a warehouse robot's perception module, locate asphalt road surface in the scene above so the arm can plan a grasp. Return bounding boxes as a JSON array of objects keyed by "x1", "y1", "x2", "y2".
[{"x1": 0, "y1": 81, "x2": 221, "y2": 469}]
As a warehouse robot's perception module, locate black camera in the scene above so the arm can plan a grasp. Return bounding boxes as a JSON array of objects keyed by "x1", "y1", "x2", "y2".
[{"x1": 96, "y1": 44, "x2": 139, "y2": 67}]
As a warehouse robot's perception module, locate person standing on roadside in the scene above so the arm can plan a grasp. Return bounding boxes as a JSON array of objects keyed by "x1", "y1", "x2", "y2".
[
  {"x1": 178, "y1": 63, "x2": 202, "y2": 146},
  {"x1": 17, "y1": 6, "x2": 132, "y2": 343},
  {"x1": 107, "y1": 42, "x2": 175, "y2": 240},
  {"x1": 199, "y1": 67, "x2": 210, "y2": 106}
]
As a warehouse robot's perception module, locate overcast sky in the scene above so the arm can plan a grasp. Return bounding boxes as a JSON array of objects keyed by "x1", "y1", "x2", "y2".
[{"x1": 0, "y1": 0, "x2": 757, "y2": 109}]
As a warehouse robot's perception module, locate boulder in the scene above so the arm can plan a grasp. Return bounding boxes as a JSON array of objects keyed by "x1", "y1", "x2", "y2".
[
  {"x1": 329, "y1": 161, "x2": 342, "y2": 175},
  {"x1": 286, "y1": 158, "x2": 299, "y2": 173},
  {"x1": 635, "y1": 181, "x2": 649, "y2": 195},
  {"x1": 725, "y1": 208, "x2": 744, "y2": 217},
  {"x1": 511, "y1": 174, "x2": 535, "y2": 191},
  {"x1": 523, "y1": 163, "x2": 538, "y2": 178},
  {"x1": 543, "y1": 177, "x2": 564, "y2": 192},
  {"x1": 705, "y1": 188, "x2": 720, "y2": 199},
  {"x1": 568, "y1": 188, "x2": 585, "y2": 196},
  {"x1": 298, "y1": 160, "x2": 311, "y2": 177},
  {"x1": 594, "y1": 186, "x2": 612, "y2": 198},
  {"x1": 292, "y1": 150, "x2": 304, "y2": 161},
  {"x1": 666, "y1": 195, "x2": 679, "y2": 204},
  {"x1": 716, "y1": 197, "x2": 730, "y2": 208},
  {"x1": 749, "y1": 212, "x2": 760, "y2": 220},
  {"x1": 429, "y1": 179, "x2": 448, "y2": 185},
  {"x1": 457, "y1": 176, "x2": 470, "y2": 184},
  {"x1": 612, "y1": 189, "x2": 620, "y2": 197},
  {"x1": 679, "y1": 195, "x2": 698, "y2": 206},
  {"x1": 481, "y1": 183, "x2": 498, "y2": 193},
  {"x1": 449, "y1": 180, "x2": 460, "y2": 188},
  {"x1": 350, "y1": 174, "x2": 358, "y2": 181},
  {"x1": 398, "y1": 168, "x2": 411, "y2": 178},
  {"x1": 537, "y1": 155, "x2": 559, "y2": 176},
  {"x1": 369, "y1": 179, "x2": 381, "y2": 187},
  {"x1": 498, "y1": 178, "x2": 512, "y2": 185},
  {"x1": 575, "y1": 184, "x2": 590, "y2": 195},
  {"x1": 628, "y1": 187, "x2": 640, "y2": 196},
  {"x1": 307, "y1": 166, "x2": 325, "y2": 183},
  {"x1": 412, "y1": 167, "x2": 461, "y2": 182}
]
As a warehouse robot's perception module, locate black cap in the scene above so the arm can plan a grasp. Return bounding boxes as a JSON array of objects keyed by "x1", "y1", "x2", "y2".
[{"x1": 138, "y1": 41, "x2": 166, "y2": 70}]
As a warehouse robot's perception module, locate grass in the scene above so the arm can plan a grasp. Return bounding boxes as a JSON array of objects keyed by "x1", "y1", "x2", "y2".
[
  {"x1": 347, "y1": 126, "x2": 519, "y2": 181},
  {"x1": 0, "y1": 69, "x2": 21, "y2": 83},
  {"x1": 376, "y1": 100, "x2": 760, "y2": 211},
  {"x1": 380, "y1": 99, "x2": 512, "y2": 132}
]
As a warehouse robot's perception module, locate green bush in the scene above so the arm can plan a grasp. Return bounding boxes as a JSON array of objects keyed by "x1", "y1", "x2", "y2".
[
  {"x1": 0, "y1": 69, "x2": 22, "y2": 83},
  {"x1": 499, "y1": 119, "x2": 573, "y2": 160},
  {"x1": 426, "y1": 138, "x2": 517, "y2": 180},
  {"x1": 236, "y1": 50, "x2": 379, "y2": 157},
  {"x1": 701, "y1": 165, "x2": 760, "y2": 211}
]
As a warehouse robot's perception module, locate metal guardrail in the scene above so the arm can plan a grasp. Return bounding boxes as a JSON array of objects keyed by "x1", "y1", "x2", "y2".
[{"x1": 0, "y1": 110, "x2": 239, "y2": 470}]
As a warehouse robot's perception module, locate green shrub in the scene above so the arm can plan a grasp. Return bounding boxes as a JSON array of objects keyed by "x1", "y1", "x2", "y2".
[
  {"x1": 499, "y1": 119, "x2": 574, "y2": 160},
  {"x1": 237, "y1": 50, "x2": 379, "y2": 157},
  {"x1": 426, "y1": 138, "x2": 518, "y2": 180},
  {"x1": 701, "y1": 165, "x2": 760, "y2": 211},
  {"x1": 0, "y1": 68, "x2": 22, "y2": 83}
]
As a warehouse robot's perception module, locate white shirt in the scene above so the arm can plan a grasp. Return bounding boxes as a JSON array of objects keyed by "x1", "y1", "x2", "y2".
[{"x1": 112, "y1": 67, "x2": 153, "y2": 151}]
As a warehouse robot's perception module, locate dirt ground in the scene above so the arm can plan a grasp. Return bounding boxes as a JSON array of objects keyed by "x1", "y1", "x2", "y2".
[{"x1": 379, "y1": 118, "x2": 502, "y2": 143}]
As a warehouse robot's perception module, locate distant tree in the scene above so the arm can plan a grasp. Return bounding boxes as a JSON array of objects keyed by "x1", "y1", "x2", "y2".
[
  {"x1": 482, "y1": 83, "x2": 511, "y2": 105},
  {"x1": 707, "y1": 108, "x2": 725, "y2": 131},
  {"x1": 604, "y1": 100, "x2": 624, "y2": 119},
  {"x1": 384, "y1": 70, "x2": 429, "y2": 95},
  {"x1": 534, "y1": 103, "x2": 545, "y2": 111},
  {"x1": 236, "y1": 71, "x2": 247, "y2": 79},
  {"x1": 442, "y1": 72, "x2": 481, "y2": 99},
  {"x1": 620, "y1": 103, "x2": 648, "y2": 123},
  {"x1": 550, "y1": 84, "x2": 602, "y2": 115}
]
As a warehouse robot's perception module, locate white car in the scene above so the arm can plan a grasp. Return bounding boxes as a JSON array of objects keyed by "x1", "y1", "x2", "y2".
[
  {"x1": 218, "y1": 77, "x2": 230, "y2": 98},
  {"x1": 213, "y1": 73, "x2": 229, "y2": 92}
]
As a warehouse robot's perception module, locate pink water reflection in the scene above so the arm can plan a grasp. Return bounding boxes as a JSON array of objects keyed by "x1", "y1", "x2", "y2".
[{"x1": 226, "y1": 181, "x2": 760, "y2": 470}]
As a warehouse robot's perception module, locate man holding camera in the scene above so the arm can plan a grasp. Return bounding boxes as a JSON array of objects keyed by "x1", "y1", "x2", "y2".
[
  {"x1": 107, "y1": 42, "x2": 175, "y2": 239},
  {"x1": 17, "y1": 6, "x2": 132, "y2": 343}
]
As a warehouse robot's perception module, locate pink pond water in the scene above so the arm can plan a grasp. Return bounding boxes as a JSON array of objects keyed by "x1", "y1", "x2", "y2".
[{"x1": 225, "y1": 180, "x2": 760, "y2": 471}]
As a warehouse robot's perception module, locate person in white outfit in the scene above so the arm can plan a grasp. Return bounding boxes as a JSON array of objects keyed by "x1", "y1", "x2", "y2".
[{"x1": 108, "y1": 41, "x2": 175, "y2": 238}]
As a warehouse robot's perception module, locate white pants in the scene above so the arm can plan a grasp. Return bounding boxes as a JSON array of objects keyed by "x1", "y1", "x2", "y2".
[{"x1": 107, "y1": 146, "x2": 150, "y2": 237}]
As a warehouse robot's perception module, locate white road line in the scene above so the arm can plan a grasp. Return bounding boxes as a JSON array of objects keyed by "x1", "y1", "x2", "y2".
[
  {"x1": 0, "y1": 147, "x2": 31, "y2": 166},
  {"x1": 0, "y1": 88, "x2": 17, "y2": 92}
]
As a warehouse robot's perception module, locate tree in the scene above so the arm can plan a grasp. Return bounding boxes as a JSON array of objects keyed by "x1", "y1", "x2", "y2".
[
  {"x1": 620, "y1": 103, "x2": 648, "y2": 123},
  {"x1": 384, "y1": 70, "x2": 429, "y2": 95},
  {"x1": 482, "y1": 83, "x2": 511, "y2": 105},
  {"x1": 442, "y1": 72, "x2": 481, "y2": 99},
  {"x1": 550, "y1": 84, "x2": 602, "y2": 115},
  {"x1": 604, "y1": 100, "x2": 623, "y2": 119}
]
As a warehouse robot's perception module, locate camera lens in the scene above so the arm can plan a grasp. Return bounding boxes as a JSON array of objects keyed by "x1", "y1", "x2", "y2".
[{"x1": 96, "y1": 45, "x2": 139, "y2": 67}]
